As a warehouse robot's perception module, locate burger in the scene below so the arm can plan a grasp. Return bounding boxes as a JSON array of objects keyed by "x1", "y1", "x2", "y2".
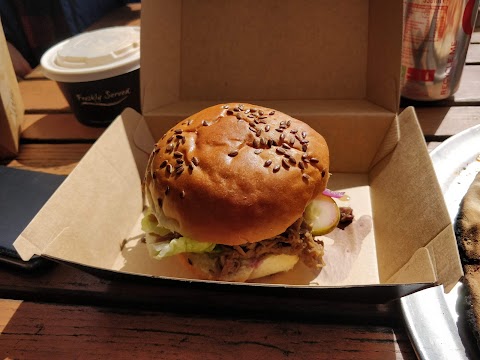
[{"x1": 142, "y1": 103, "x2": 341, "y2": 282}]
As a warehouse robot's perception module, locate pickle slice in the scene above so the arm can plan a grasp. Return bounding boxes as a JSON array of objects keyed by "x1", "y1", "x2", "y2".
[{"x1": 304, "y1": 194, "x2": 340, "y2": 236}]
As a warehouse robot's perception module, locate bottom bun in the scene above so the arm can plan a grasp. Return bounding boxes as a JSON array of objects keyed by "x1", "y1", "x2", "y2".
[
  {"x1": 179, "y1": 253, "x2": 299, "y2": 282},
  {"x1": 249, "y1": 254, "x2": 299, "y2": 280}
]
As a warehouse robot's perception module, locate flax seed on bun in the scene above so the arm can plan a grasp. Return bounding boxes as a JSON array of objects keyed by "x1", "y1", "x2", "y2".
[{"x1": 144, "y1": 103, "x2": 330, "y2": 246}]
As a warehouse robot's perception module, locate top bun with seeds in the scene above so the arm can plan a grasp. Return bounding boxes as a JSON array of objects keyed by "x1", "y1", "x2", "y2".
[{"x1": 144, "y1": 103, "x2": 330, "y2": 246}]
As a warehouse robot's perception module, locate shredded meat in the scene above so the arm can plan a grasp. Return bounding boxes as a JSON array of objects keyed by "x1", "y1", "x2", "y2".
[
  {"x1": 337, "y1": 206, "x2": 354, "y2": 230},
  {"x1": 205, "y1": 217, "x2": 325, "y2": 278},
  {"x1": 339, "y1": 206, "x2": 354, "y2": 223}
]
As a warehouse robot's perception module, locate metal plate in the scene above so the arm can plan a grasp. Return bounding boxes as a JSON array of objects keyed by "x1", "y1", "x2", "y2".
[
  {"x1": 431, "y1": 125, "x2": 480, "y2": 314},
  {"x1": 433, "y1": 125, "x2": 480, "y2": 355},
  {"x1": 430, "y1": 125, "x2": 480, "y2": 224}
]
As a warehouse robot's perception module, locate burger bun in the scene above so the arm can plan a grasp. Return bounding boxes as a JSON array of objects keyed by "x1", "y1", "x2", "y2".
[{"x1": 179, "y1": 253, "x2": 299, "y2": 282}]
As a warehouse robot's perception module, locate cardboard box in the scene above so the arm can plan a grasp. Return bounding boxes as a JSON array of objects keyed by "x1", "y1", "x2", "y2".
[
  {"x1": 0, "y1": 18, "x2": 24, "y2": 159},
  {"x1": 14, "y1": 0, "x2": 462, "y2": 305}
]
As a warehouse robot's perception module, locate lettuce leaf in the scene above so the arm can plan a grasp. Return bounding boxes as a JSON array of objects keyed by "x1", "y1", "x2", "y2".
[
  {"x1": 148, "y1": 236, "x2": 216, "y2": 259},
  {"x1": 141, "y1": 210, "x2": 171, "y2": 237},
  {"x1": 142, "y1": 208, "x2": 216, "y2": 259}
]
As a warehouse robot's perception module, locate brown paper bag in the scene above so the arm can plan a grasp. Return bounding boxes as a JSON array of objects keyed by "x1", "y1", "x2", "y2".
[{"x1": 0, "y1": 18, "x2": 24, "y2": 159}]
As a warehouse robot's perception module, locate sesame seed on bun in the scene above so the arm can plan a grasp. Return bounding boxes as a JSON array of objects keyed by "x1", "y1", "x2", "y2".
[{"x1": 144, "y1": 103, "x2": 330, "y2": 246}]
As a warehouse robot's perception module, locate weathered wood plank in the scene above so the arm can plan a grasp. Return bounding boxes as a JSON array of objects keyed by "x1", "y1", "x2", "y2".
[
  {"x1": 0, "y1": 299, "x2": 414, "y2": 360},
  {"x1": 413, "y1": 106, "x2": 480, "y2": 138},
  {"x1": 4, "y1": 143, "x2": 91, "y2": 175},
  {"x1": 19, "y1": 80, "x2": 69, "y2": 113},
  {"x1": 467, "y1": 43, "x2": 480, "y2": 64},
  {"x1": 21, "y1": 114, "x2": 105, "y2": 140}
]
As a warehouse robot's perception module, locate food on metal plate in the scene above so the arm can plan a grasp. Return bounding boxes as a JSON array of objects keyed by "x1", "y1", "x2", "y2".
[
  {"x1": 457, "y1": 172, "x2": 480, "y2": 261},
  {"x1": 456, "y1": 172, "x2": 480, "y2": 345},
  {"x1": 141, "y1": 103, "x2": 351, "y2": 282},
  {"x1": 462, "y1": 264, "x2": 480, "y2": 347}
]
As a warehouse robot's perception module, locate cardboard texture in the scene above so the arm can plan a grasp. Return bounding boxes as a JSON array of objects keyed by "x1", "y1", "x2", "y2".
[
  {"x1": 0, "y1": 18, "x2": 24, "y2": 159},
  {"x1": 14, "y1": 0, "x2": 462, "y2": 303}
]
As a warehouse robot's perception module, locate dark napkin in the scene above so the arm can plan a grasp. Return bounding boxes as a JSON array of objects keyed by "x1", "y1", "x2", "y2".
[{"x1": 0, "y1": 166, "x2": 65, "y2": 268}]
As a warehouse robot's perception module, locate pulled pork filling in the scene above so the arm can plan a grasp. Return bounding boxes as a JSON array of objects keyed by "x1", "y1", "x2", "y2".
[{"x1": 187, "y1": 217, "x2": 324, "y2": 278}]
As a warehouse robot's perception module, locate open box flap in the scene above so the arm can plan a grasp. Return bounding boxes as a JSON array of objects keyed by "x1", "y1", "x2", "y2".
[
  {"x1": 133, "y1": 112, "x2": 156, "y2": 155},
  {"x1": 367, "y1": 0, "x2": 402, "y2": 113},
  {"x1": 14, "y1": 109, "x2": 147, "y2": 263},
  {"x1": 370, "y1": 107, "x2": 463, "y2": 291},
  {"x1": 386, "y1": 225, "x2": 462, "y2": 290},
  {"x1": 387, "y1": 247, "x2": 437, "y2": 284},
  {"x1": 424, "y1": 224, "x2": 463, "y2": 293},
  {"x1": 140, "y1": 0, "x2": 402, "y2": 116},
  {"x1": 386, "y1": 226, "x2": 461, "y2": 293},
  {"x1": 369, "y1": 113, "x2": 400, "y2": 170}
]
